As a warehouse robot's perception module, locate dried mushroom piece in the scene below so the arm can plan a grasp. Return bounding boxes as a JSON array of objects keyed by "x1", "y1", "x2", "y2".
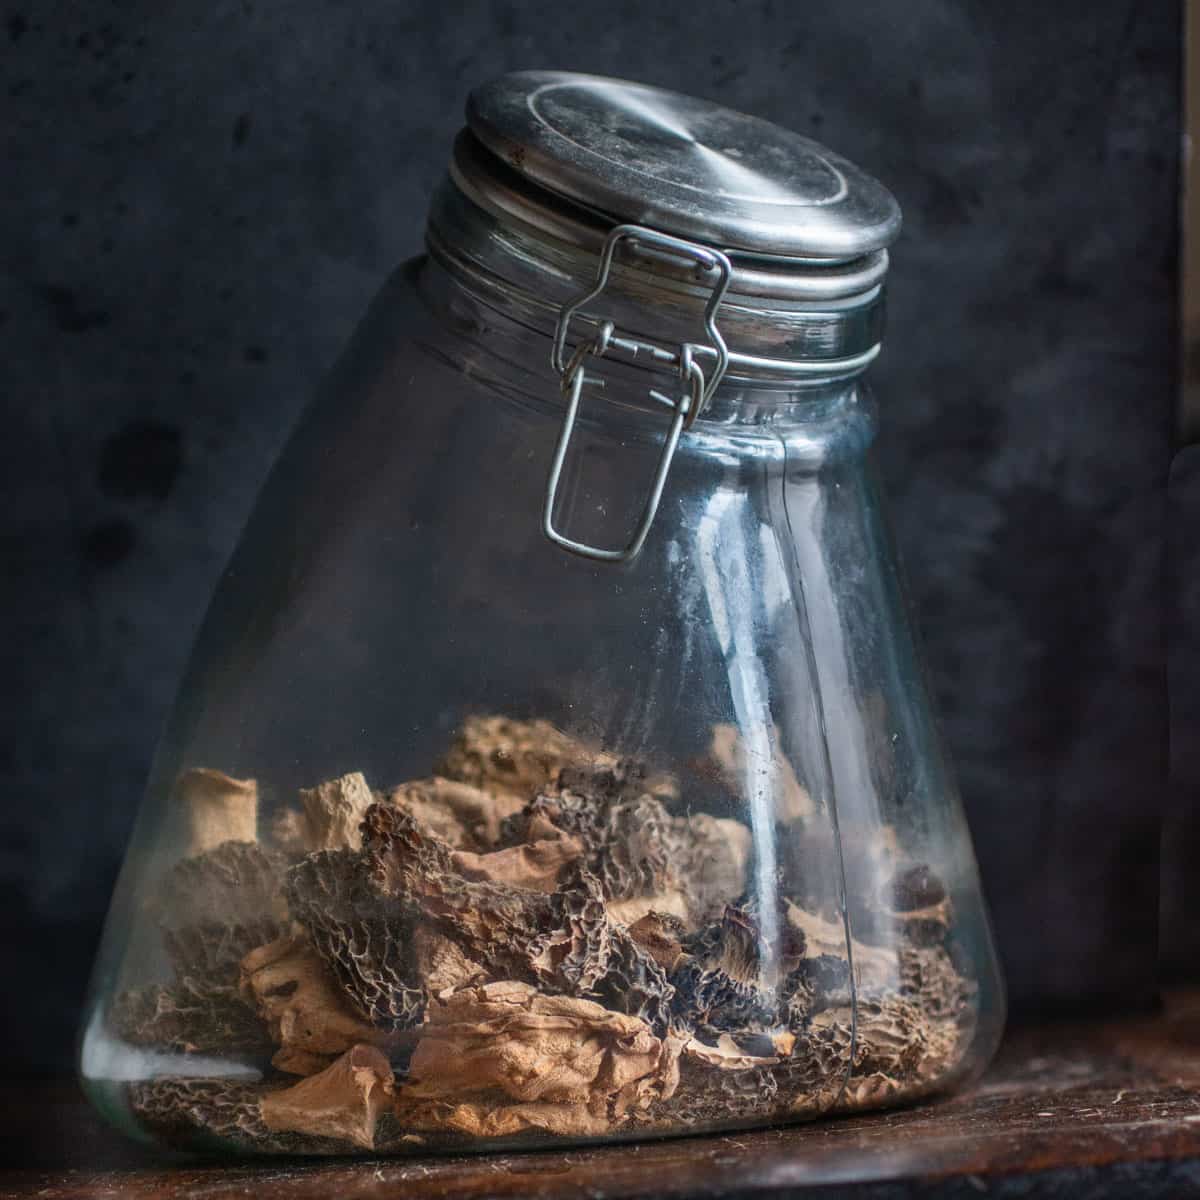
[
  {"x1": 802, "y1": 994, "x2": 966, "y2": 1112},
  {"x1": 362, "y1": 803, "x2": 675, "y2": 1032},
  {"x1": 122, "y1": 841, "x2": 289, "y2": 1062},
  {"x1": 450, "y1": 825, "x2": 585, "y2": 892},
  {"x1": 555, "y1": 756, "x2": 679, "y2": 806},
  {"x1": 505, "y1": 772, "x2": 749, "y2": 928},
  {"x1": 644, "y1": 1055, "x2": 785, "y2": 1130},
  {"x1": 260, "y1": 1044, "x2": 394, "y2": 1150},
  {"x1": 627, "y1": 912, "x2": 687, "y2": 973},
  {"x1": 436, "y1": 715, "x2": 599, "y2": 801},
  {"x1": 392, "y1": 1096, "x2": 613, "y2": 1140},
  {"x1": 410, "y1": 924, "x2": 487, "y2": 997},
  {"x1": 112, "y1": 980, "x2": 273, "y2": 1057},
  {"x1": 129, "y1": 1078, "x2": 277, "y2": 1151},
  {"x1": 884, "y1": 863, "x2": 953, "y2": 947},
  {"x1": 158, "y1": 841, "x2": 289, "y2": 985},
  {"x1": 502, "y1": 782, "x2": 672, "y2": 902},
  {"x1": 683, "y1": 1033, "x2": 789, "y2": 1071},
  {"x1": 393, "y1": 981, "x2": 681, "y2": 1139},
  {"x1": 287, "y1": 772, "x2": 377, "y2": 853},
  {"x1": 668, "y1": 813, "x2": 752, "y2": 926},
  {"x1": 284, "y1": 847, "x2": 424, "y2": 1030},
  {"x1": 704, "y1": 724, "x2": 815, "y2": 825},
  {"x1": 129, "y1": 1077, "x2": 349, "y2": 1154},
  {"x1": 669, "y1": 907, "x2": 786, "y2": 1041},
  {"x1": 240, "y1": 933, "x2": 409, "y2": 1075},
  {"x1": 784, "y1": 901, "x2": 898, "y2": 996},
  {"x1": 898, "y1": 944, "x2": 976, "y2": 1023},
  {"x1": 389, "y1": 776, "x2": 525, "y2": 851},
  {"x1": 174, "y1": 767, "x2": 258, "y2": 856}
]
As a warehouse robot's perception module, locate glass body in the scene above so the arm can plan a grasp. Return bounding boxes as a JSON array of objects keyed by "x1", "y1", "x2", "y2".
[{"x1": 81, "y1": 248, "x2": 1004, "y2": 1156}]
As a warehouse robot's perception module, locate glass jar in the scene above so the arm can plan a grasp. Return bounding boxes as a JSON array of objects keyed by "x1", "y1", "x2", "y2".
[{"x1": 81, "y1": 71, "x2": 1004, "y2": 1155}]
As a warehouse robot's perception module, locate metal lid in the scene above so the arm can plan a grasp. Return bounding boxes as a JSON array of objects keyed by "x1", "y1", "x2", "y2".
[{"x1": 466, "y1": 70, "x2": 901, "y2": 261}]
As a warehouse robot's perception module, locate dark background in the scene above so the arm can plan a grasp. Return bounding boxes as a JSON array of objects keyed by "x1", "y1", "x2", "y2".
[{"x1": 1, "y1": 1, "x2": 1188, "y2": 1076}]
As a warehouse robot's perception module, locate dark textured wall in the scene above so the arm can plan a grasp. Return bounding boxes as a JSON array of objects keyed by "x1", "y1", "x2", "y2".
[{"x1": 1, "y1": 1, "x2": 1181, "y2": 1074}]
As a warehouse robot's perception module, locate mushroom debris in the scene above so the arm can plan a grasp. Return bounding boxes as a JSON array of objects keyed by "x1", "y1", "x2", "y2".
[{"x1": 115, "y1": 715, "x2": 978, "y2": 1153}]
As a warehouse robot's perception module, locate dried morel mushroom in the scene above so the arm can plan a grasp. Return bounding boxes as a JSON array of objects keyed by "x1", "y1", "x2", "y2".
[
  {"x1": 510, "y1": 785, "x2": 675, "y2": 902},
  {"x1": 393, "y1": 981, "x2": 681, "y2": 1139},
  {"x1": 129, "y1": 1077, "x2": 348, "y2": 1154},
  {"x1": 884, "y1": 864, "x2": 953, "y2": 947},
  {"x1": 669, "y1": 907, "x2": 783, "y2": 1041},
  {"x1": 703, "y1": 724, "x2": 814, "y2": 825},
  {"x1": 898, "y1": 944, "x2": 976, "y2": 1024},
  {"x1": 158, "y1": 841, "x2": 289, "y2": 985},
  {"x1": 450, "y1": 823, "x2": 585, "y2": 893},
  {"x1": 435, "y1": 715, "x2": 598, "y2": 801},
  {"x1": 388, "y1": 776, "x2": 526, "y2": 852},
  {"x1": 802, "y1": 994, "x2": 967, "y2": 1112},
  {"x1": 284, "y1": 848, "x2": 424, "y2": 1031},
  {"x1": 363, "y1": 804, "x2": 676, "y2": 1032},
  {"x1": 503, "y1": 771, "x2": 749, "y2": 928},
  {"x1": 240, "y1": 934, "x2": 410, "y2": 1075},
  {"x1": 112, "y1": 980, "x2": 272, "y2": 1057}
]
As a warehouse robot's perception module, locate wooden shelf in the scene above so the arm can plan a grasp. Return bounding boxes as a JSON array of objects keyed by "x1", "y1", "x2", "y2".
[{"x1": 5, "y1": 992, "x2": 1200, "y2": 1198}]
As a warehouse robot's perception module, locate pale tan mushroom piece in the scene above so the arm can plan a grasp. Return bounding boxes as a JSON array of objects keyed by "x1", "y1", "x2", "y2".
[
  {"x1": 393, "y1": 981, "x2": 681, "y2": 1138},
  {"x1": 175, "y1": 767, "x2": 258, "y2": 856},
  {"x1": 706, "y1": 723, "x2": 815, "y2": 824},
  {"x1": 450, "y1": 832, "x2": 584, "y2": 892},
  {"x1": 388, "y1": 777, "x2": 526, "y2": 850},
  {"x1": 296, "y1": 772, "x2": 375, "y2": 851},
  {"x1": 606, "y1": 890, "x2": 690, "y2": 928},
  {"x1": 784, "y1": 901, "x2": 898, "y2": 993},
  {"x1": 260, "y1": 1044, "x2": 394, "y2": 1150},
  {"x1": 240, "y1": 934, "x2": 407, "y2": 1075}
]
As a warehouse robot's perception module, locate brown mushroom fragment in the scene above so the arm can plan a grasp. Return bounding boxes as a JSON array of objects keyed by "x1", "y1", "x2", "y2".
[
  {"x1": 704, "y1": 723, "x2": 815, "y2": 824},
  {"x1": 299, "y1": 772, "x2": 375, "y2": 851},
  {"x1": 627, "y1": 912, "x2": 687, "y2": 973},
  {"x1": 284, "y1": 847, "x2": 425, "y2": 1030},
  {"x1": 112, "y1": 980, "x2": 273, "y2": 1057},
  {"x1": 668, "y1": 906, "x2": 790, "y2": 1042},
  {"x1": 436, "y1": 715, "x2": 598, "y2": 801},
  {"x1": 240, "y1": 934, "x2": 409, "y2": 1075},
  {"x1": 129, "y1": 1078, "x2": 279, "y2": 1151},
  {"x1": 393, "y1": 981, "x2": 680, "y2": 1139},
  {"x1": 784, "y1": 901, "x2": 898, "y2": 995},
  {"x1": 389, "y1": 776, "x2": 526, "y2": 851},
  {"x1": 669, "y1": 813, "x2": 752, "y2": 925},
  {"x1": 128, "y1": 1077, "x2": 351, "y2": 1154},
  {"x1": 362, "y1": 803, "x2": 675, "y2": 1032},
  {"x1": 504, "y1": 769, "x2": 749, "y2": 928},
  {"x1": 260, "y1": 1044, "x2": 394, "y2": 1150},
  {"x1": 158, "y1": 841, "x2": 289, "y2": 985},
  {"x1": 898, "y1": 944, "x2": 976, "y2": 1023},
  {"x1": 801, "y1": 994, "x2": 965, "y2": 1112},
  {"x1": 175, "y1": 767, "x2": 259, "y2": 856},
  {"x1": 885, "y1": 863, "x2": 953, "y2": 946},
  {"x1": 410, "y1": 925, "x2": 487, "y2": 997},
  {"x1": 450, "y1": 828, "x2": 584, "y2": 892}
]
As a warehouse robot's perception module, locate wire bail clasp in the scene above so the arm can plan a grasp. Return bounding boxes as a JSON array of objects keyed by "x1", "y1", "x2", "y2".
[{"x1": 543, "y1": 224, "x2": 732, "y2": 563}]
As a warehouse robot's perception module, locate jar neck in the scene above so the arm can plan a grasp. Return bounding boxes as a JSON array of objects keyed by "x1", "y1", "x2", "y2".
[
  {"x1": 415, "y1": 249, "x2": 873, "y2": 437},
  {"x1": 424, "y1": 167, "x2": 887, "y2": 401}
]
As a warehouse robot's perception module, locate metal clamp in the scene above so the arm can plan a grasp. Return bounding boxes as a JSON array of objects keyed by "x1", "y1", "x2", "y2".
[{"x1": 544, "y1": 224, "x2": 732, "y2": 563}]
